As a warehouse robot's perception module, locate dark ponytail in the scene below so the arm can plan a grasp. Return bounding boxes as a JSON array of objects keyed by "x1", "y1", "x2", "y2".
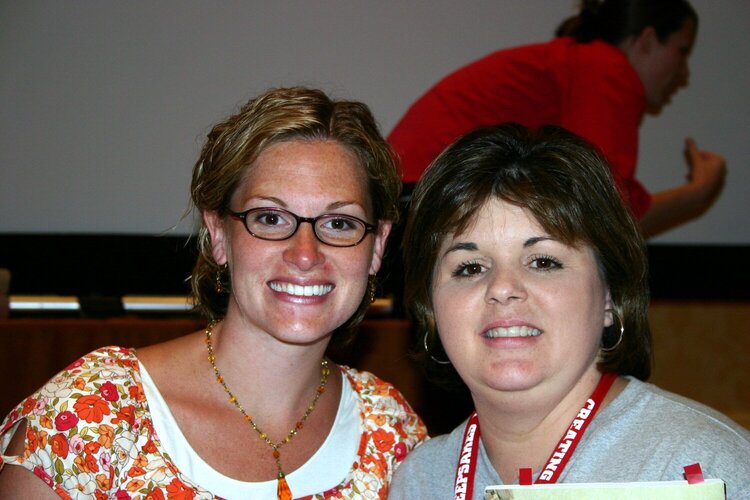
[
  {"x1": 556, "y1": 0, "x2": 697, "y2": 45},
  {"x1": 556, "y1": 0, "x2": 601, "y2": 42}
]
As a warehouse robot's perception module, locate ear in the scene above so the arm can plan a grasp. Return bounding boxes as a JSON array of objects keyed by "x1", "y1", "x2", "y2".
[
  {"x1": 603, "y1": 289, "x2": 615, "y2": 328},
  {"x1": 634, "y1": 26, "x2": 658, "y2": 53},
  {"x1": 204, "y1": 210, "x2": 229, "y2": 265},
  {"x1": 368, "y1": 220, "x2": 392, "y2": 275},
  {"x1": 620, "y1": 26, "x2": 657, "y2": 58}
]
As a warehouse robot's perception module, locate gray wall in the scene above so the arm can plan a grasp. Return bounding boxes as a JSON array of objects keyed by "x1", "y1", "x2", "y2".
[{"x1": 1, "y1": 1, "x2": 747, "y2": 243}]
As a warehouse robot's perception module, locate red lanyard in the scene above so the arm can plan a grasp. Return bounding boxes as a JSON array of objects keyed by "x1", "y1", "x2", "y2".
[{"x1": 453, "y1": 372, "x2": 617, "y2": 499}]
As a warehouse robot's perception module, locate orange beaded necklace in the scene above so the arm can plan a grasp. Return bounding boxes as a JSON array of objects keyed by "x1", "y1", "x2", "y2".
[{"x1": 205, "y1": 320, "x2": 331, "y2": 500}]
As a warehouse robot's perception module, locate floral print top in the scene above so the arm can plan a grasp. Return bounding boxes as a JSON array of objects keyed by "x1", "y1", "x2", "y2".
[{"x1": 0, "y1": 346, "x2": 427, "y2": 499}]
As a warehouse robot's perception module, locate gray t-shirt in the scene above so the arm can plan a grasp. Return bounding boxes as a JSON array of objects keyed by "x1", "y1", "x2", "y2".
[{"x1": 389, "y1": 378, "x2": 750, "y2": 499}]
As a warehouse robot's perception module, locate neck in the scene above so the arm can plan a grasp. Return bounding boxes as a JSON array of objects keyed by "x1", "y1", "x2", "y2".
[
  {"x1": 472, "y1": 371, "x2": 625, "y2": 484},
  {"x1": 216, "y1": 313, "x2": 329, "y2": 369},
  {"x1": 205, "y1": 318, "x2": 338, "y2": 432}
]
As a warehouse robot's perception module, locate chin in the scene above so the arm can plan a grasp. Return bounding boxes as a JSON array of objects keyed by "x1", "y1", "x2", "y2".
[
  {"x1": 645, "y1": 103, "x2": 665, "y2": 116},
  {"x1": 480, "y1": 363, "x2": 545, "y2": 393},
  {"x1": 275, "y1": 324, "x2": 337, "y2": 346}
]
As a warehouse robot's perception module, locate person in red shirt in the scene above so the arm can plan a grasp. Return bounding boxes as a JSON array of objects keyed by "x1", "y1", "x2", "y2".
[{"x1": 388, "y1": 0, "x2": 725, "y2": 238}]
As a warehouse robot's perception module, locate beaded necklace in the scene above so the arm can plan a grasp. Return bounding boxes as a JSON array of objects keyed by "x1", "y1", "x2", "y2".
[{"x1": 204, "y1": 320, "x2": 331, "y2": 500}]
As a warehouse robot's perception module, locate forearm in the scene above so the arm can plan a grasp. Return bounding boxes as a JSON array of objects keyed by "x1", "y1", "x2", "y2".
[
  {"x1": 639, "y1": 140, "x2": 727, "y2": 239},
  {"x1": 639, "y1": 185, "x2": 716, "y2": 238}
]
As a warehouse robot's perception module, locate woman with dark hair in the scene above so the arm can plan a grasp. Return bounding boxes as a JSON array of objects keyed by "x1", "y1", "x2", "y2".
[
  {"x1": 0, "y1": 87, "x2": 426, "y2": 499},
  {"x1": 388, "y1": 0, "x2": 726, "y2": 238},
  {"x1": 389, "y1": 124, "x2": 749, "y2": 498}
]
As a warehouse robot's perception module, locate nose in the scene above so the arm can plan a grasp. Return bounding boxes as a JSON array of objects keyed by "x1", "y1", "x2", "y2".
[
  {"x1": 485, "y1": 267, "x2": 527, "y2": 305},
  {"x1": 282, "y1": 222, "x2": 325, "y2": 271}
]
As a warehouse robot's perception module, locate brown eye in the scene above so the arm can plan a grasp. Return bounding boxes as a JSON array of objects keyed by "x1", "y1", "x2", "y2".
[
  {"x1": 452, "y1": 261, "x2": 486, "y2": 277},
  {"x1": 535, "y1": 258, "x2": 553, "y2": 269},
  {"x1": 466, "y1": 263, "x2": 483, "y2": 274},
  {"x1": 256, "y1": 212, "x2": 282, "y2": 226},
  {"x1": 530, "y1": 255, "x2": 562, "y2": 271}
]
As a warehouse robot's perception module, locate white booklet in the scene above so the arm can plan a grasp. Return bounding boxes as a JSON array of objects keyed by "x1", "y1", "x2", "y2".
[{"x1": 485, "y1": 478, "x2": 725, "y2": 499}]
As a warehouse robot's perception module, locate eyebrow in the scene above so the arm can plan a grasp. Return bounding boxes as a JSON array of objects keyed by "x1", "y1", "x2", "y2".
[
  {"x1": 246, "y1": 196, "x2": 364, "y2": 212},
  {"x1": 327, "y1": 200, "x2": 363, "y2": 211},
  {"x1": 442, "y1": 241, "x2": 477, "y2": 258},
  {"x1": 442, "y1": 235, "x2": 553, "y2": 257},
  {"x1": 524, "y1": 236, "x2": 553, "y2": 247}
]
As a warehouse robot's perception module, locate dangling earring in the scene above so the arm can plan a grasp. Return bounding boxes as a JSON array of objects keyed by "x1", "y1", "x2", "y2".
[
  {"x1": 423, "y1": 334, "x2": 451, "y2": 365},
  {"x1": 601, "y1": 308, "x2": 624, "y2": 352},
  {"x1": 215, "y1": 263, "x2": 229, "y2": 293},
  {"x1": 367, "y1": 274, "x2": 377, "y2": 303}
]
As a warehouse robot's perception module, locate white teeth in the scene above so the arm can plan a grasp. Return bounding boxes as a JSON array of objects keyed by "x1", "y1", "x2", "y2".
[
  {"x1": 269, "y1": 282, "x2": 333, "y2": 297},
  {"x1": 484, "y1": 326, "x2": 541, "y2": 338}
]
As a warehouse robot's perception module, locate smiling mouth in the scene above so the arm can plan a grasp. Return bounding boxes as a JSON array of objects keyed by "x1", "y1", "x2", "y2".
[
  {"x1": 484, "y1": 326, "x2": 541, "y2": 338},
  {"x1": 269, "y1": 282, "x2": 333, "y2": 297}
]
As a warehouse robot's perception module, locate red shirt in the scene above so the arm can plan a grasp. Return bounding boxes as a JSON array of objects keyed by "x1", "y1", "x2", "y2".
[{"x1": 388, "y1": 37, "x2": 651, "y2": 218}]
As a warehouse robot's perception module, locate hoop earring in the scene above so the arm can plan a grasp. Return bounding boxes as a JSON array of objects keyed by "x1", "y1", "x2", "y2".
[
  {"x1": 601, "y1": 308, "x2": 624, "y2": 352},
  {"x1": 215, "y1": 263, "x2": 229, "y2": 294},
  {"x1": 423, "y1": 334, "x2": 451, "y2": 365}
]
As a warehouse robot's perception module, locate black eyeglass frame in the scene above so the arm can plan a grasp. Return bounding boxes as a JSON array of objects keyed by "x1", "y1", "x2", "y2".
[{"x1": 229, "y1": 207, "x2": 377, "y2": 247}]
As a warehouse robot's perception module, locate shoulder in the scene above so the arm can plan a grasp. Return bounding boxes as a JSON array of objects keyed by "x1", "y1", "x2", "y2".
[
  {"x1": 456, "y1": 40, "x2": 557, "y2": 74},
  {"x1": 567, "y1": 39, "x2": 640, "y2": 83},
  {"x1": 341, "y1": 365, "x2": 420, "y2": 420},
  {"x1": 1, "y1": 346, "x2": 149, "y2": 494},
  {"x1": 589, "y1": 378, "x2": 750, "y2": 488},
  {"x1": 389, "y1": 423, "x2": 466, "y2": 497},
  {"x1": 419, "y1": 40, "x2": 556, "y2": 90},
  {"x1": 620, "y1": 378, "x2": 750, "y2": 442},
  {"x1": 3, "y1": 346, "x2": 141, "y2": 428},
  {"x1": 492, "y1": 37, "x2": 627, "y2": 65},
  {"x1": 35, "y1": 346, "x2": 141, "y2": 417},
  {"x1": 2, "y1": 345, "x2": 143, "y2": 435},
  {"x1": 565, "y1": 38, "x2": 627, "y2": 62},
  {"x1": 336, "y1": 366, "x2": 427, "y2": 485},
  {"x1": 397, "y1": 429, "x2": 459, "y2": 470},
  {"x1": 341, "y1": 364, "x2": 427, "y2": 439}
]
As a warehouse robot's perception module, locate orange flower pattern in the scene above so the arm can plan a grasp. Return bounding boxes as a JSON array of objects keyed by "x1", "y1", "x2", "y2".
[{"x1": 1, "y1": 346, "x2": 427, "y2": 498}]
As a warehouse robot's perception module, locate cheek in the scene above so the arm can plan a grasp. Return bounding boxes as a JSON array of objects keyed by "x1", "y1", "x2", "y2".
[
  {"x1": 658, "y1": 54, "x2": 682, "y2": 83},
  {"x1": 352, "y1": 242, "x2": 376, "y2": 274},
  {"x1": 432, "y1": 283, "x2": 470, "y2": 343},
  {"x1": 337, "y1": 244, "x2": 376, "y2": 290},
  {"x1": 574, "y1": 283, "x2": 609, "y2": 340},
  {"x1": 432, "y1": 290, "x2": 449, "y2": 329},
  {"x1": 227, "y1": 247, "x2": 264, "y2": 287}
]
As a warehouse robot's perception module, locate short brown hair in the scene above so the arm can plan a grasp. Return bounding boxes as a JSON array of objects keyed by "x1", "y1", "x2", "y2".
[
  {"x1": 403, "y1": 123, "x2": 651, "y2": 380},
  {"x1": 190, "y1": 87, "x2": 401, "y2": 333}
]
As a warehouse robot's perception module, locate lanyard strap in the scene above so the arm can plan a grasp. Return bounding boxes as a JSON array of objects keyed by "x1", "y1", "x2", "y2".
[
  {"x1": 453, "y1": 411, "x2": 481, "y2": 500},
  {"x1": 535, "y1": 372, "x2": 616, "y2": 483},
  {"x1": 453, "y1": 372, "x2": 617, "y2": 498}
]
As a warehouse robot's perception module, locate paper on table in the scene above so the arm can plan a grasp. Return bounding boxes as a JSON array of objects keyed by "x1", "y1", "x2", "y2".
[{"x1": 484, "y1": 478, "x2": 725, "y2": 499}]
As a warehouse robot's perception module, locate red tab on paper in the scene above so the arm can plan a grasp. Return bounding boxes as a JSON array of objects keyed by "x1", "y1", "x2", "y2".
[
  {"x1": 519, "y1": 468, "x2": 533, "y2": 485},
  {"x1": 684, "y1": 463, "x2": 705, "y2": 484}
]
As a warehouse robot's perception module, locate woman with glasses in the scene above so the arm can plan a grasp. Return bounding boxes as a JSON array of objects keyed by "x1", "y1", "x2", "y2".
[{"x1": 0, "y1": 87, "x2": 427, "y2": 499}]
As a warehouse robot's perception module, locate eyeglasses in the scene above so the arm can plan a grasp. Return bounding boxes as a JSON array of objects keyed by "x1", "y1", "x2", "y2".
[{"x1": 229, "y1": 207, "x2": 376, "y2": 247}]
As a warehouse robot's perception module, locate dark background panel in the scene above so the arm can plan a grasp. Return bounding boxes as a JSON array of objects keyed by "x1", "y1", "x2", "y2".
[{"x1": 0, "y1": 234, "x2": 747, "y2": 302}]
